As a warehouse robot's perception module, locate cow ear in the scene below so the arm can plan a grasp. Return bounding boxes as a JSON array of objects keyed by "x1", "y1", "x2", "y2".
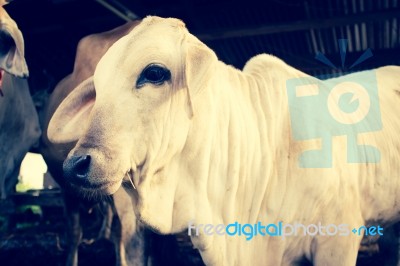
[
  {"x1": 48, "y1": 77, "x2": 95, "y2": 144},
  {"x1": 184, "y1": 36, "x2": 217, "y2": 117},
  {"x1": 0, "y1": 14, "x2": 29, "y2": 78}
]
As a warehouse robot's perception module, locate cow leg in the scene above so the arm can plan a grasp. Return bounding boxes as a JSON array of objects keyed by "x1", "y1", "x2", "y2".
[
  {"x1": 94, "y1": 197, "x2": 126, "y2": 266},
  {"x1": 122, "y1": 224, "x2": 149, "y2": 266},
  {"x1": 64, "y1": 195, "x2": 82, "y2": 266},
  {"x1": 109, "y1": 201, "x2": 124, "y2": 266},
  {"x1": 97, "y1": 201, "x2": 113, "y2": 240},
  {"x1": 311, "y1": 235, "x2": 362, "y2": 266},
  {"x1": 112, "y1": 187, "x2": 149, "y2": 266},
  {"x1": 97, "y1": 199, "x2": 124, "y2": 266}
]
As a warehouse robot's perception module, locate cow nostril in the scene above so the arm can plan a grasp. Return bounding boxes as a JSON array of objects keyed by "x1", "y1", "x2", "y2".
[
  {"x1": 74, "y1": 155, "x2": 91, "y2": 177},
  {"x1": 63, "y1": 155, "x2": 92, "y2": 185}
]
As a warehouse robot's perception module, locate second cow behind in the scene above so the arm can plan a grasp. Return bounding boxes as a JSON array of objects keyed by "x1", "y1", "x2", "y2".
[{"x1": 40, "y1": 20, "x2": 146, "y2": 266}]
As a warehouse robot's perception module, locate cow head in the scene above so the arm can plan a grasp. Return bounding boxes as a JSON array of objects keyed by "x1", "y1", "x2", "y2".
[{"x1": 48, "y1": 16, "x2": 218, "y2": 234}]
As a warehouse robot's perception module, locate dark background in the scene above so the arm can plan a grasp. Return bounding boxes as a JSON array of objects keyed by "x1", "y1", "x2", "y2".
[{"x1": 4, "y1": 0, "x2": 400, "y2": 95}]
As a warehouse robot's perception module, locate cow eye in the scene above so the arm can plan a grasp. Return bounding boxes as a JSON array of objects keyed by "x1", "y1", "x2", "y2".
[{"x1": 136, "y1": 64, "x2": 171, "y2": 88}]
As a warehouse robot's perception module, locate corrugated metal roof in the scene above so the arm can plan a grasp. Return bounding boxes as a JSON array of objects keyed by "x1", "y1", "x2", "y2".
[{"x1": 5, "y1": 0, "x2": 400, "y2": 89}]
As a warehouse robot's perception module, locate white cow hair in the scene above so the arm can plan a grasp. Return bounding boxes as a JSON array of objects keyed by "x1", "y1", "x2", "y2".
[{"x1": 48, "y1": 16, "x2": 400, "y2": 265}]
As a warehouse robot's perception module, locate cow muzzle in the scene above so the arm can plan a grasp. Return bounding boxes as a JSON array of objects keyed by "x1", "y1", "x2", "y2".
[
  {"x1": 62, "y1": 153, "x2": 123, "y2": 196},
  {"x1": 63, "y1": 155, "x2": 92, "y2": 187}
]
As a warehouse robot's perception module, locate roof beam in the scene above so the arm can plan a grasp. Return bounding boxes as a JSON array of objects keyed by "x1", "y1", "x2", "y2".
[
  {"x1": 95, "y1": 0, "x2": 139, "y2": 22},
  {"x1": 282, "y1": 47, "x2": 400, "y2": 75},
  {"x1": 196, "y1": 9, "x2": 400, "y2": 41}
]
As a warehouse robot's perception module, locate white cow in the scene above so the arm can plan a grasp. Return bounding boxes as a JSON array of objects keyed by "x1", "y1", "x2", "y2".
[
  {"x1": 48, "y1": 16, "x2": 400, "y2": 265},
  {"x1": 0, "y1": 3, "x2": 40, "y2": 199}
]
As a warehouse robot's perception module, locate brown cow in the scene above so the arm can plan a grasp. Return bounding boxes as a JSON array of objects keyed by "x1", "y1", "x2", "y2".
[{"x1": 40, "y1": 20, "x2": 146, "y2": 266}]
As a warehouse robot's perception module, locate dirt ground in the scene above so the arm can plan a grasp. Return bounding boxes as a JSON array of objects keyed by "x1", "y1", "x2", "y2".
[{"x1": 0, "y1": 191, "x2": 204, "y2": 266}]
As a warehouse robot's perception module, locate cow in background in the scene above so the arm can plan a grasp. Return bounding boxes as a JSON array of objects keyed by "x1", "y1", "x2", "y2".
[
  {"x1": 40, "y1": 21, "x2": 147, "y2": 266},
  {"x1": 0, "y1": 1, "x2": 41, "y2": 199}
]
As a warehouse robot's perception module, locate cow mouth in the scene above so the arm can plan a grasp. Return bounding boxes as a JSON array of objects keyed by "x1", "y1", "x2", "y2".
[{"x1": 68, "y1": 179, "x2": 122, "y2": 200}]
